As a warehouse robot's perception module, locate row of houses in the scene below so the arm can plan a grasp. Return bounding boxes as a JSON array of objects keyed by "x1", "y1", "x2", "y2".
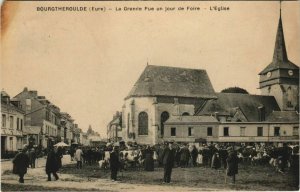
[
  {"x1": 107, "y1": 8, "x2": 299, "y2": 145},
  {"x1": 1, "y1": 88, "x2": 101, "y2": 156}
]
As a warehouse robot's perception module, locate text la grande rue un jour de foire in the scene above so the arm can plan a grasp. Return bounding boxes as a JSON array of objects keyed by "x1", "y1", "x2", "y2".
[{"x1": 36, "y1": 5, "x2": 230, "y2": 12}]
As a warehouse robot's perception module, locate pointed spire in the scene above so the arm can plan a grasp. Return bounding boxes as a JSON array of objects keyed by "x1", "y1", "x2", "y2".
[
  {"x1": 280, "y1": 0, "x2": 282, "y2": 17},
  {"x1": 272, "y1": 1, "x2": 288, "y2": 63}
]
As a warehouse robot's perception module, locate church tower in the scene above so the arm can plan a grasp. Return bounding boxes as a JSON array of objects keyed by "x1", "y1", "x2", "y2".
[{"x1": 259, "y1": 4, "x2": 299, "y2": 111}]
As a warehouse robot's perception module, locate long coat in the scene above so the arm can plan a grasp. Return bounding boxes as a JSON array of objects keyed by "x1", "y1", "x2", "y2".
[
  {"x1": 109, "y1": 151, "x2": 120, "y2": 171},
  {"x1": 28, "y1": 149, "x2": 36, "y2": 162},
  {"x1": 13, "y1": 152, "x2": 29, "y2": 175},
  {"x1": 180, "y1": 147, "x2": 190, "y2": 163},
  {"x1": 46, "y1": 150, "x2": 59, "y2": 174},
  {"x1": 162, "y1": 147, "x2": 175, "y2": 167},
  {"x1": 144, "y1": 149, "x2": 154, "y2": 171},
  {"x1": 191, "y1": 148, "x2": 198, "y2": 163},
  {"x1": 226, "y1": 151, "x2": 239, "y2": 176},
  {"x1": 211, "y1": 152, "x2": 221, "y2": 169},
  {"x1": 56, "y1": 148, "x2": 63, "y2": 169}
]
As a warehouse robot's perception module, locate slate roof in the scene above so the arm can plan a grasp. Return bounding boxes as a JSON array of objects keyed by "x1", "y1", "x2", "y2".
[
  {"x1": 165, "y1": 115, "x2": 219, "y2": 124},
  {"x1": 259, "y1": 14, "x2": 299, "y2": 75},
  {"x1": 1, "y1": 100, "x2": 25, "y2": 114},
  {"x1": 198, "y1": 93, "x2": 280, "y2": 122},
  {"x1": 126, "y1": 65, "x2": 217, "y2": 99},
  {"x1": 266, "y1": 111, "x2": 299, "y2": 122}
]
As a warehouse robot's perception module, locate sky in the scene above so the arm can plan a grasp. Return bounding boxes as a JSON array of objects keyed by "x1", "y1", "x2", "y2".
[{"x1": 2, "y1": 1, "x2": 300, "y2": 137}]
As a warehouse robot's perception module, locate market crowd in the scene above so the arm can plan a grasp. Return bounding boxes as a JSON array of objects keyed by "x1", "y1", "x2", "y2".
[{"x1": 11, "y1": 141, "x2": 299, "y2": 188}]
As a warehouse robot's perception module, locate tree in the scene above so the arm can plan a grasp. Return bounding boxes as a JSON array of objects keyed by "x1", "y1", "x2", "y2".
[{"x1": 221, "y1": 87, "x2": 249, "y2": 94}]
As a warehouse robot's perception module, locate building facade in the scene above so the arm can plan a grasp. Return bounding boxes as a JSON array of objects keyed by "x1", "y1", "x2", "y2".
[
  {"x1": 107, "y1": 111, "x2": 122, "y2": 142},
  {"x1": 1, "y1": 91, "x2": 25, "y2": 155},
  {"x1": 60, "y1": 112, "x2": 74, "y2": 144},
  {"x1": 13, "y1": 88, "x2": 78, "y2": 148}
]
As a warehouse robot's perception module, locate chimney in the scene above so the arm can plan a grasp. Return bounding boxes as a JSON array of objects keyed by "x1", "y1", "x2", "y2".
[
  {"x1": 29, "y1": 90, "x2": 38, "y2": 98},
  {"x1": 23, "y1": 87, "x2": 28, "y2": 92},
  {"x1": 214, "y1": 112, "x2": 219, "y2": 121}
]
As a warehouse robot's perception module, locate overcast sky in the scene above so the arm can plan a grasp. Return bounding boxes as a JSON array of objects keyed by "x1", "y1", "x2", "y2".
[{"x1": 2, "y1": 1, "x2": 300, "y2": 137}]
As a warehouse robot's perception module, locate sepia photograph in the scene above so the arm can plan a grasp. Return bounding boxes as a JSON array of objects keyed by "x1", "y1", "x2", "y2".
[{"x1": 1, "y1": 0, "x2": 299, "y2": 191}]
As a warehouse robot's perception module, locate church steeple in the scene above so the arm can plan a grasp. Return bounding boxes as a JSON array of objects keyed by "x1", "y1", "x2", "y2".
[
  {"x1": 259, "y1": 3, "x2": 299, "y2": 76},
  {"x1": 258, "y1": 2, "x2": 299, "y2": 111},
  {"x1": 272, "y1": 4, "x2": 288, "y2": 63}
]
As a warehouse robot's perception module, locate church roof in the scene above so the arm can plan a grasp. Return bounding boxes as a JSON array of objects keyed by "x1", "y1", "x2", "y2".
[
  {"x1": 266, "y1": 111, "x2": 299, "y2": 122},
  {"x1": 197, "y1": 93, "x2": 280, "y2": 122},
  {"x1": 259, "y1": 12, "x2": 299, "y2": 75},
  {"x1": 126, "y1": 65, "x2": 217, "y2": 99}
]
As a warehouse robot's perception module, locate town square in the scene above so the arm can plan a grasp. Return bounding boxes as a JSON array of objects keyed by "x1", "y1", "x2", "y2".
[{"x1": 1, "y1": 1, "x2": 299, "y2": 191}]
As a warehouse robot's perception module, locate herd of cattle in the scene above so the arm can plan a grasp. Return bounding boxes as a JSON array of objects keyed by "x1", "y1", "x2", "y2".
[{"x1": 71, "y1": 143, "x2": 299, "y2": 173}]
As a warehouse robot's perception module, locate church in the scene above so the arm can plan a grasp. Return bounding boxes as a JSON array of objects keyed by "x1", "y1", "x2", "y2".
[{"x1": 107, "y1": 7, "x2": 299, "y2": 145}]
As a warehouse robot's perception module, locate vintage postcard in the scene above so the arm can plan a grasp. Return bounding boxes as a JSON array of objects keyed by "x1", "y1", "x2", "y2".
[{"x1": 1, "y1": 0, "x2": 299, "y2": 191}]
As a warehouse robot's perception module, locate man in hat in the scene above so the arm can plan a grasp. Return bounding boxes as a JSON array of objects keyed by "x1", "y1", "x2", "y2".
[
  {"x1": 162, "y1": 141, "x2": 175, "y2": 183},
  {"x1": 12, "y1": 147, "x2": 30, "y2": 183},
  {"x1": 46, "y1": 146, "x2": 60, "y2": 181},
  {"x1": 226, "y1": 146, "x2": 239, "y2": 184},
  {"x1": 109, "y1": 146, "x2": 120, "y2": 181}
]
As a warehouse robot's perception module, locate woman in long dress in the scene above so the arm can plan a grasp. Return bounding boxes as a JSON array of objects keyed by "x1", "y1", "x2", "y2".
[{"x1": 144, "y1": 146, "x2": 154, "y2": 171}]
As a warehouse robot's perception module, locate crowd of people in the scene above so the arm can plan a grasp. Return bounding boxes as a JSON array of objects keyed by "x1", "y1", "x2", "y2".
[{"x1": 11, "y1": 142, "x2": 299, "y2": 188}]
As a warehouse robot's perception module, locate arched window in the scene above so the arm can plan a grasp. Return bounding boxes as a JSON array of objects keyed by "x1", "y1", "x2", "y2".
[
  {"x1": 138, "y1": 112, "x2": 148, "y2": 135},
  {"x1": 160, "y1": 112, "x2": 169, "y2": 136},
  {"x1": 182, "y1": 112, "x2": 190, "y2": 116}
]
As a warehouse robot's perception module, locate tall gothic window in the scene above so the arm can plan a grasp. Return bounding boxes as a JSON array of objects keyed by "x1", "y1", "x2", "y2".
[
  {"x1": 138, "y1": 112, "x2": 148, "y2": 135},
  {"x1": 160, "y1": 112, "x2": 169, "y2": 136}
]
